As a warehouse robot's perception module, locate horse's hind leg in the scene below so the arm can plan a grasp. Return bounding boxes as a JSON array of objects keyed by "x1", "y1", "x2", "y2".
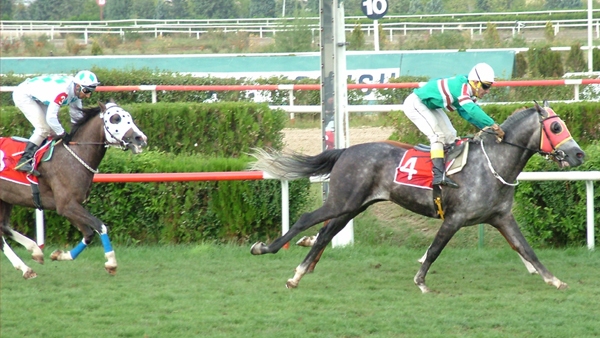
[
  {"x1": 5, "y1": 228, "x2": 44, "y2": 264},
  {"x1": 414, "y1": 220, "x2": 462, "y2": 293},
  {"x1": 490, "y1": 213, "x2": 566, "y2": 290},
  {"x1": 286, "y1": 202, "x2": 376, "y2": 287},
  {"x1": 251, "y1": 204, "x2": 342, "y2": 255},
  {"x1": 2, "y1": 237, "x2": 37, "y2": 279},
  {"x1": 286, "y1": 214, "x2": 353, "y2": 289}
]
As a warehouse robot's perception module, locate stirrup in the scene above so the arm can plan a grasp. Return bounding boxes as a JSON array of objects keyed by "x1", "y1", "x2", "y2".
[{"x1": 439, "y1": 177, "x2": 459, "y2": 189}]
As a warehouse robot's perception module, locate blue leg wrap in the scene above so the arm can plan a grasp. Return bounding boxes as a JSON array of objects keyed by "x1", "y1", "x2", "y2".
[
  {"x1": 100, "y1": 233, "x2": 113, "y2": 253},
  {"x1": 70, "y1": 239, "x2": 87, "y2": 259}
]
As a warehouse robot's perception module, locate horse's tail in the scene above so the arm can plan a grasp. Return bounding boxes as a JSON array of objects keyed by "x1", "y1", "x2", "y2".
[{"x1": 248, "y1": 148, "x2": 346, "y2": 180}]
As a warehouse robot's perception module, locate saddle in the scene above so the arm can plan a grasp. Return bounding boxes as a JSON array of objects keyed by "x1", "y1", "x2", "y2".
[
  {"x1": 0, "y1": 137, "x2": 57, "y2": 209},
  {"x1": 394, "y1": 139, "x2": 469, "y2": 189},
  {"x1": 394, "y1": 139, "x2": 470, "y2": 219}
]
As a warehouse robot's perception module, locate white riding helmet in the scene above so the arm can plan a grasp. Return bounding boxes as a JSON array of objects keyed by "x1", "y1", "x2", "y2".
[
  {"x1": 73, "y1": 70, "x2": 100, "y2": 89},
  {"x1": 468, "y1": 63, "x2": 495, "y2": 84}
]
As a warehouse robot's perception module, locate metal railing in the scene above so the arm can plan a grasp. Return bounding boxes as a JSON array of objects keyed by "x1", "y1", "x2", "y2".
[{"x1": 1, "y1": 9, "x2": 599, "y2": 44}]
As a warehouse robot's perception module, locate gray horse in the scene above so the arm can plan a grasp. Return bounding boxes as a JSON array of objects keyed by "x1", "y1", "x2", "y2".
[
  {"x1": 1, "y1": 101, "x2": 147, "y2": 279},
  {"x1": 250, "y1": 102, "x2": 585, "y2": 293}
]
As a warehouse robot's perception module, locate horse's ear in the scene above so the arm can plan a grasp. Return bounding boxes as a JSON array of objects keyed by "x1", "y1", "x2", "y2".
[
  {"x1": 533, "y1": 100, "x2": 543, "y2": 113},
  {"x1": 98, "y1": 101, "x2": 106, "y2": 112},
  {"x1": 543, "y1": 100, "x2": 550, "y2": 107}
]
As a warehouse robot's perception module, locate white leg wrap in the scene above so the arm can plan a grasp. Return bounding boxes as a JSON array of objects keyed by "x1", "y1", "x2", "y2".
[{"x1": 105, "y1": 251, "x2": 117, "y2": 268}]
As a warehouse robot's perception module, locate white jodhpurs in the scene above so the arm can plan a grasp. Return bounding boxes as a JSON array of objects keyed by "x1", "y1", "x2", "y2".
[
  {"x1": 12, "y1": 86, "x2": 52, "y2": 146},
  {"x1": 402, "y1": 93, "x2": 457, "y2": 145}
]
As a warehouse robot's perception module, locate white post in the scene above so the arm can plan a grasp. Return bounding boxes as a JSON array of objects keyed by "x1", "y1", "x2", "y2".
[
  {"x1": 332, "y1": 1, "x2": 354, "y2": 248},
  {"x1": 282, "y1": 180, "x2": 289, "y2": 237},
  {"x1": 587, "y1": 0, "x2": 594, "y2": 73},
  {"x1": 586, "y1": 180, "x2": 594, "y2": 250},
  {"x1": 373, "y1": 20, "x2": 379, "y2": 51},
  {"x1": 35, "y1": 209, "x2": 44, "y2": 248}
]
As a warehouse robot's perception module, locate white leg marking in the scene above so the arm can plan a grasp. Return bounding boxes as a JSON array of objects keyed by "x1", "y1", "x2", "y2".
[
  {"x1": 105, "y1": 251, "x2": 117, "y2": 269},
  {"x1": 2, "y1": 237, "x2": 35, "y2": 278},
  {"x1": 8, "y1": 229, "x2": 43, "y2": 262},
  {"x1": 286, "y1": 265, "x2": 308, "y2": 289},
  {"x1": 518, "y1": 253, "x2": 538, "y2": 274},
  {"x1": 418, "y1": 249, "x2": 429, "y2": 264}
]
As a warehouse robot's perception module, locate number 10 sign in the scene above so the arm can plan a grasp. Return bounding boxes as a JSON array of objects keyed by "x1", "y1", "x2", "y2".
[{"x1": 361, "y1": 0, "x2": 388, "y2": 20}]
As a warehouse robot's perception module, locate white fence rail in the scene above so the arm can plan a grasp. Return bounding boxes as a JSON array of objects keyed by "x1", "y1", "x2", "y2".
[{"x1": 1, "y1": 9, "x2": 599, "y2": 44}]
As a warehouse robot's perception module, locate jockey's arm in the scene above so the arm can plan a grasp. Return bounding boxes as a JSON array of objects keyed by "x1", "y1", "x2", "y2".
[
  {"x1": 45, "y1": 102, "x2": 65, "y2": 136},
  {"x1": 457, "y1": 101, "x2": 495, "y2": 130},
  {"x1": 69, "y1": 100, "x2": 84, "y2": 124}
]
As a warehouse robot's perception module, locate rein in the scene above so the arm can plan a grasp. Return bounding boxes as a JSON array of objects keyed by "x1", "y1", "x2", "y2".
[
  {"x1": 479, "y1": 109, "x2": 566, "y2": 187},
  {"x1": 58, "y1": 104, "x2": 132, "y2": 174},
  {"x1": 62, "y1": 142, "x2": 99, "y2": 174}
]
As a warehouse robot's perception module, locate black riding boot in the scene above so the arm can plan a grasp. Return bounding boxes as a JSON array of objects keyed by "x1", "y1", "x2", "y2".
[
  {"x1": 432, "y1": 158, "x2": 459, "y2": 189},
  {"x1": 15, "y1": 142, "x2": 39, "y2": 174}
]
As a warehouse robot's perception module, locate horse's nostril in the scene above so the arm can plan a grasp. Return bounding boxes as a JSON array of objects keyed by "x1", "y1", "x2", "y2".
[{"x1": 577, "y1": 152, "x2": 585, "y2": 159}]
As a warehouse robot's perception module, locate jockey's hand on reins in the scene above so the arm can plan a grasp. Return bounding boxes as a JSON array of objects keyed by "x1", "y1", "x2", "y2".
[{"x1": 487, "y1": 124, "x2": 505, "y2": 143}]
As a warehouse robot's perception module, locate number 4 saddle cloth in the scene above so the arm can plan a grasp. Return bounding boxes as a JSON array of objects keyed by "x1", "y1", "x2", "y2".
[
  {"x1": 0, "y1": 137, "x2": 53, "y2": 186},
  {"x1": 394, "y1": 139, "x2": 469, "y2": 190}
]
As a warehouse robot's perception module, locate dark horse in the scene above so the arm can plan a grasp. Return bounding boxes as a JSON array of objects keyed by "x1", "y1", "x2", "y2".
[
  {"x1": 249, "y1": 102, "x2": 585, "y2": 293},
  {"x1": 0, "y1": 101, "x2": 147, "y2": 279}
]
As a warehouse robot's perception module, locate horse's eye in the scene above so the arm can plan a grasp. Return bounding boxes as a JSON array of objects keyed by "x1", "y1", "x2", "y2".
[
  {"x1": 550, "y1": 121, "x2": 562, "y2": 134},
  {"x1": 110, "y1": 114, "x2": 122, "y2": 124}
]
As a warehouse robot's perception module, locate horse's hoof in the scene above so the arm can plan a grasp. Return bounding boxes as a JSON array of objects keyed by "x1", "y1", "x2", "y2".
[
  {"x1": 296, "y1": 236, "x2": 315, "y2": 247},
  {"x1": 557, "y1": 282, "x2": 568, "y2": 290},
  {"x1": 50, "y1": 250, "x2": 62, "y2": 261},
  {"x1": 286, "y1": 279, "x2": 298, "y2": 289},
  {"x1": 105, "y1": 265, "x2": 117, "y2": 276},
  {"x1": 23, "y1": 269, "x2": 37, "y2": 280},
  {"x1": 32, "y1": 253, "x2": 44, "y2": 265},
  {"x1": 250, "y1": 242, "x2": 266, "y2": 255},
  {"x1": 415, "y1": 283, "x2": 431, "y2": 294}
]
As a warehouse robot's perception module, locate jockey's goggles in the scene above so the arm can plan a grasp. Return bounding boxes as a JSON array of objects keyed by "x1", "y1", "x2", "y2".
[
  {"x1": 480, "y1": 81, "x2": 493, "y2": 90},
  {"x1": 81, "y1": 86, "x2": 96, "y2": 94},
  {"x1": 474, "y1": 68, "x2": 493, "y2": 90}
]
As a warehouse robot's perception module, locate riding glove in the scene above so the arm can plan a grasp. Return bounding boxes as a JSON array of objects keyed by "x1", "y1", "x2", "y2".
[{"x1": 491, "y1": 124, "x2": 505, "y2": 141}]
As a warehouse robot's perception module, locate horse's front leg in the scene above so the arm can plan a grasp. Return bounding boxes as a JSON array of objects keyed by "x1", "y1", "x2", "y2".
[
  {"x1": 2, "y1": 237, "x2": 37, "y2": 279},
  {"x1": 51, "y1": 202, "x2": 118, "y2": 275},
  {"x1": 491, "y1": 214, "x2": 567, "y2": 290}
]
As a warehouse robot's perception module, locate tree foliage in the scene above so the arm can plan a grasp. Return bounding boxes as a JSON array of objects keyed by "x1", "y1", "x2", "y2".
[
  {"x1": 189, "y1": 0, "x2": 238, "y2": 19},
  {"x1": 348, "y1": 23, "x2": 366, "y2": 51},
  {"x1": 545, "y1": 0, "x2": 582, "y2": 9},
  {"x1": 0, "y1": 0, "x2": 12, "y2": 20},
  {"x1": 106, "y1": 0, "x2": 133, "y2": 20},
  {"x1": 28, "y1": 0, "x2": 79, "y2": 20},
  {"x1": 565, "y1": 42, "x2": 587, "y2": 73},
  {"x1": 249, "y1": 0, "x2": 276, "y2": 18}
]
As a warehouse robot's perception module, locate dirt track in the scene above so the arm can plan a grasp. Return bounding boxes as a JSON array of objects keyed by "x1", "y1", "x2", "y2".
[{"x1": 282, "y1": 127, "x2": 395, "y2": 155}]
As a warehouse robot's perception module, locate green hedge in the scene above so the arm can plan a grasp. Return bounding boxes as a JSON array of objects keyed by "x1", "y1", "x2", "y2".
[
  {"x1": 2, "y1": 102, "x2": 287, "y2": 157},
  {"x1": 9, "y1": 151, "x2": 311, "y2": 246},
  {"x1": 515, "y1": 142, "x2": 600, "y2": 247}
]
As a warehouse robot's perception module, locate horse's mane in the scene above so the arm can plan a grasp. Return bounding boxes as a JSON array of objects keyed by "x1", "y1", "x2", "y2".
[
  {"x1": 70, "y1": 106, "x2": 102, "y2": 136},
  {"x1": 500, "y1": 106, "x2": 536, "y2": 131}
]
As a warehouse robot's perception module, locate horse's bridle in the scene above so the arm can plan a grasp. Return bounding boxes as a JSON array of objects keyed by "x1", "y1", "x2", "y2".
[
  {"x1": 480, "y1": 106, "x2": 573, "y2": 186},
  {"x1": 486, "y1": 108, "x2": 572, "y2": 162},
  {"x1": 61, "y1": 104, "x2": 138, "y2": 174}
]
